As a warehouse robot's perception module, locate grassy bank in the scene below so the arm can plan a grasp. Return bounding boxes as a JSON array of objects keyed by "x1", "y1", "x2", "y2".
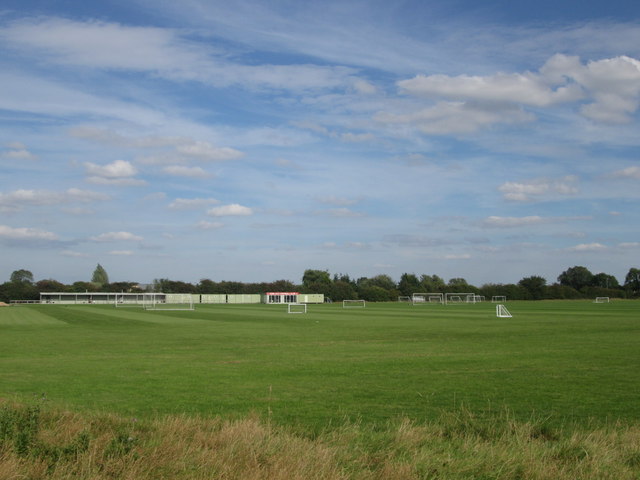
[{"x1": 1, "y1": 400, "x2": 639, "y2": 479}]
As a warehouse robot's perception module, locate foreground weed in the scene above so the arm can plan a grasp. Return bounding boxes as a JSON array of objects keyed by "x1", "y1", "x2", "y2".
[{"x1": 1, "y1": 400, "x2": 640, "y2": 479}]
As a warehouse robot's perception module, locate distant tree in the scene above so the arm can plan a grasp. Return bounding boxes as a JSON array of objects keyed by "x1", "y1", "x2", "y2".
[
  {"x1": 358, "y1": 285, "x2": 393, "y2": 302},
  {"x1": 198, "y1": 279, "x2": 218, "y2": 294},
  {"x1": 546, "y1": 283, "x2": 582, "y2": 300},
  {"x1": 420, "y1": 274, "x2": 445, "y2": 292},
  {"x1": 105, "y1": 281, "x2": 141, "y2": 293},
  {"x1": 557, "y1": 266, "x2": 593, "y2": 291},
  {"x1": 447, "y1": 277, "x2": 476, "y2": 293},
  {"x1": 328, "y1": 280, "x2": 358, "y2": 302},
  {"x1": 367, "y1": 274, "x2": 396, "y2": 291},
  {"x1": 302, "y1": 269, "x2": 331, "y2": 289},
  {"x1": 624, "y1": 268, "x2": 640, "y2": 295},
  {"x1": 591, "y1": 273, "x2": 620, "y2": 289},
  {"x1": 91, "y1": 264, "x2": 109, "y2": 286},
  {"x1": 518, "y1": 275, "x2": 547, "y2": 300},
  {"x1": 0, "y1": 281, "x2": 38, "y2": 302},
  {"x1": 10, "y1": 269, "x2": 34, "y2": 284},
  {"x1": 69, "y1": 281, "x2": 100, "y2": 293},
  {"x1": 398, "y1": 273, "x2": 421, "y2": 296},
  {"x1": 36, "y1": 279, "x2": 66, "y2": 292}
]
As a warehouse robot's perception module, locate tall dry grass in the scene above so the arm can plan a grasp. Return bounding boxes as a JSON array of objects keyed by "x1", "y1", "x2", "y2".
[{"x1": 1, "y1": 400, "x2": 639, "y2": 479}]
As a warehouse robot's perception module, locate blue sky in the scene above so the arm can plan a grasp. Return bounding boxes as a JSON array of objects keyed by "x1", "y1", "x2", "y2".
[{"x1": 1, "y1": 0, "x2": 639, "y2": 286}]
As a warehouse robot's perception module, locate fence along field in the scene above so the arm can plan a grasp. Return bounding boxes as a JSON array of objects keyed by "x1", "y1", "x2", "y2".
[{"x1": 0, "y1": 300, "x2": 639, "y2": 429}]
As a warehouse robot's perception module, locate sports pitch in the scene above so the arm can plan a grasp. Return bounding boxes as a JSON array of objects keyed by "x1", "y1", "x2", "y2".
[{"x1": 0, "y1": 300, "x2": 638, "y2": 429}]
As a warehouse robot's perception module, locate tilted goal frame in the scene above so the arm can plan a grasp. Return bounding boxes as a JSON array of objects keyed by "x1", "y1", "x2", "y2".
[{"x1": 496, "y1": 304, "x2": 512, "y2": 318}]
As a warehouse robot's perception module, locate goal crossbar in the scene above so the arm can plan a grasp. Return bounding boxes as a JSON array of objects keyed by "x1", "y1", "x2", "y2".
[
  {"x1": 287, "y1": 303, "x2": 307, "y2": 314},
  {"x1": 412, "y1": 293, "x2": 443, "y2": 305}
]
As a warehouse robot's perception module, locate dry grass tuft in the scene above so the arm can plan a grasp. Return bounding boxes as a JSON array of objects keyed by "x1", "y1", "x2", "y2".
[{"x1": 1, "y1": 400, "x2": 639, "y2": 479}]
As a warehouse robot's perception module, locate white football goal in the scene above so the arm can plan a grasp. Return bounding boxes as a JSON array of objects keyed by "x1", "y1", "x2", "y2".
[
  {"x1": 445, "y1": 293, "x2": 476, "y2": 305},
  {"x1": 496, "y1": 304, "x2": 512, "y2": 318},
  {"x1": 114, "y1": 293, "x2": 146, "y2": 307},
  {"x1": 491, "y1": 296, "x2": 507, "y2": 303},
  {"x1": 287, "y1": 303, "x2": 307, "y2": 314},
  {"x1": 412, "y1": 293, "x2": 443, "y2": 305},
  {"x1": 594, "y1": 297, "x2": 610, "y2": 303},
  {"x1": 343, "y1": 299, "x2": 365, "y2": 308},
  {"x1": 143, "y1": 294, "x2": 195, "y2": 311}
]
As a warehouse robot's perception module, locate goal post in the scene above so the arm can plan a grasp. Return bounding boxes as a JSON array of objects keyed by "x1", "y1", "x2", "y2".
[
  {"x1": 287, "y1": 303, "x2": 307, "y2": 314},
  {"x1": 445, "y1": 293, "x2": 475, "y2": 305},
  {"x1": 343, "y1": 299, "x2": 365, "y2": 308},
  {"x1": 491, "y1": 296, "x2": 507, "y2": 303},
  {"x1": 143, "y1": 293, "x2": 195, "y2": 311},
  {"x1": 114, "y1": 293, "x2": 146, "y2": 307},
  {"x1": 594, "y1": 297, "x2": 610, "y2": 303},
  {"x1": 496, "y1": 304, "x2": 512, "y2": 318},
  {"x1": 412, "y1": 293, "x2": 443, "y2": 305}
]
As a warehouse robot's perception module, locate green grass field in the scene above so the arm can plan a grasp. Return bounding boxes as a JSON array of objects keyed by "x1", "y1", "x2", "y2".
[{"x1": 1, "y1": 300, "x2": 638, "y2": 430}]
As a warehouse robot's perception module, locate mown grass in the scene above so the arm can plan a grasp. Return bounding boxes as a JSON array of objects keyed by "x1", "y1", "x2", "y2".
[
  {"x1": 1, "y1": 300, "x2": 639, "y2": 430},
  {"x1": 1, "y1": 399, "x2": 640, "y2": 479}
]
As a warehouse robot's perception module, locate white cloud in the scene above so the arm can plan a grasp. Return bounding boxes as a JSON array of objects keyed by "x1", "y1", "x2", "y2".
[
  {"x1": 0, "y1": 224, "x2": 59, "y2": 241},
  {"x1": 482, "y1": 216, "x2": 546, "y2": 228},
  {"x1": 2, "y1": 142, "x2": 37, "y2": 160},
  {"x1": 375, "y1": 101, "x2": 534, "y2": 135},
  {"x1": 175, "y1": 141, "x2": 244, "y2": 161},
  {"x1": 168, "y1": 197, "x2": 220, "y2": 210},
  {"x1": 207, "y1": 204, "x2": 253, "y2": 216},
  {"x1": 0, "y1": 188, "x2": 110, "y2": 212},
  {"x1": 382, "y1": 54, "x2": 640, "y2": 135},
  {"x1": 574, "y1": 56, "x2": 640, "y2": 124},
  {"x1": 1, "y1": 17, "x2": 357, "y2": 92},
  {"x1": 398, "y1": 69, "x2": 582, "y2": 107},
  {"x1": 0, "y1": 225, "x2": 63, "y2": 247},
  {"x1": 339, "y1": 132, "x2": 375, "y2": 143},
  {"x1": 196, "y1": 220, "x2": 224, "y2": 230},
  {"x1": 322, "y1": 208, "x2": 364, "y2": 218},
  {"x1": 567, "y1": 242, "x2": 607, "y2": 252},
  {"x1": 316, "y1": 196, "x2": 360, "y2": 206},
  {"x1": 162, "y1": 165, "x2": 210, "y2": 178},
  {"x1": 84, "y1": 160, "x2": 146, "y2": 186},
  {"x1": 61, "y1": 250, "x2": 89, "y2": 257},
  {"x1": 610, "y1": 166, "x2": 640, "y2": 179},
  {"x1": 84, "y1": 159, "x2": 137, "y2": 178},
  {"x1": 108, "y1": 250, "x2": 135, "y2": 256},
  {"x1": 90, "y1": 231, "x2": 143, "y2": 242},
  {"x1": 498, "y1": 177, "x2": 579, "y2": 202}
]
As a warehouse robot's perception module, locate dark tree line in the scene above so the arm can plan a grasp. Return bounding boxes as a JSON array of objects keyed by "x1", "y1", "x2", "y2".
[{"x1": 2, "y1": 265, "x2": 639, "y2": 303}]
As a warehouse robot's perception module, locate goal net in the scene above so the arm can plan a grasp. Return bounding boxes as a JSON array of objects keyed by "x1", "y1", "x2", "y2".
[
  {"x1": 412, "y1": 293, "x2": 443, "y2": 305},
  {"x1": 343, "y1": 299, "x2": 365, "y2": 308},
  {"x1": 143, "y1": 294, "x2": 195, "y2": 311},
  {"x1": 496, "y1": 304, "x2": 512, "y2": 318},
  {"x1": 114, "y1": 293, "x2": 146, "y2": 307},
  {"x1": 287, "y1": 303, "x2": 307, "y2": 314},
  {"x1": 491, "y1": 296, "x2": 507, "y2": 303},
  {"x1": 594, "y1": 297, "x2": 610, "y2": 303},
  {"x1": 445, "y1": 293, "x2": 475, "y2": 305}
]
